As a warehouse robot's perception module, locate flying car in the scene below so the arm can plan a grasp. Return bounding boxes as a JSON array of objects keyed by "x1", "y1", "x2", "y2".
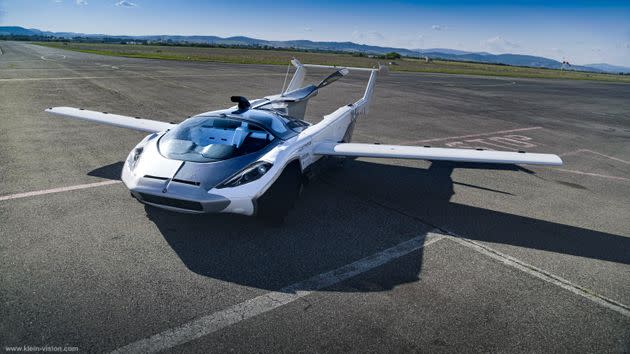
[{"x1": 45, "y1": 59, "x2": 562, "y2": 219}]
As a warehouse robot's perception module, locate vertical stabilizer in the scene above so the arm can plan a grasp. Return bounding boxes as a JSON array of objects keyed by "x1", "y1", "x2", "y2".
[{"x1": 284, "y1": 59, "x2": 306, "y2": 93}]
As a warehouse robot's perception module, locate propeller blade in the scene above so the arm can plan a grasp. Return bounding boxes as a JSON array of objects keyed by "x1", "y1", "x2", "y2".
[{"x1": 316, "y1": 68, "x2": 350, "y2": 89}]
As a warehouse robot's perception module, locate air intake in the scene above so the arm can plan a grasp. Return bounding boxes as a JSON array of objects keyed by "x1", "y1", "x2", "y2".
[
  {"x1": 230, "y1": 96, "x2": 251, "y2": 112},
  {"x1": 138, "y1": 193, "x2": 203, "y2": 211}
]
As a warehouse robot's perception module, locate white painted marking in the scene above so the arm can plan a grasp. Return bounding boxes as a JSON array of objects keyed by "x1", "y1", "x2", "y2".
[
  {"x1": 558, "y1": 149, "x2": 587, "y2": 157},
  {"x1": 490, "y1": 135, "x2": 538, "y2": 148},
  {"x1": 445, "y1": 234, "x2": 630, "y2": 318},
  {"x1": 0, "y1": 180, "x2": 121, "y2": 201},
  {"x1": 0, "y1": 73, "x2": 285, "y2": 82},
  {"x1": 40, "y1": 54, "x2": 67, "y2": 61},
  {"x1": 112, "y1": 233, "x2": 446, "y2": 353},
  {"x1": 559, "y1": 149, "x2": 629, "y2": 165},
  {"x1": 553, "y1": 168, "x2": 630, "y2": 182},
  {"x1": 0, "y1": 76, "x2": 126, "y2": 82},
  {"x1": 582, "y1": 149, "x2": 630, "y2": 165},
  {"x1": 402, "y1": 126, "x2": 543, "y2": 145},
  {"x1": 442, "y1": 134, "x2": 540, "y2": 151}
]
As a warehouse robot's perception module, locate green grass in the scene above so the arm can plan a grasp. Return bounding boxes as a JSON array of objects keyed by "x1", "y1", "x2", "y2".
[{"x1": 33, "y1": 42, "x2": 630, "y2": 83}]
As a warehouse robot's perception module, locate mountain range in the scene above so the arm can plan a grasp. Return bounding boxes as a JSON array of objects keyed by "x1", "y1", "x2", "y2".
[{"x1": 1, "y1": 26, "x2": 629, "y2": 74}]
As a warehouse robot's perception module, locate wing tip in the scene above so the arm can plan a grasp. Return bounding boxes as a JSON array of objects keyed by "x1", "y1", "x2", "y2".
[
  {"x1": 551, "y1": 155, "x2": 563, "y2": 166},
  {"x1": 45, "y1": 106, "x2": 73, "y2": 112},
  {"x1": 525, "y1": 154, "x2": 563, "y2": 166}
]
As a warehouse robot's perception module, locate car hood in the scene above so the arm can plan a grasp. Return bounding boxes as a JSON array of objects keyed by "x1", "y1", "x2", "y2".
[{"x1": 136, "y1": 137, "x2": 280, "y2": 190}]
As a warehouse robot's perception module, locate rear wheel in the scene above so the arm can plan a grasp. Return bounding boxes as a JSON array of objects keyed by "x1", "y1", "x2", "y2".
[{"x1": 256, "y1": 161, "x2": 302, "y2": 224}]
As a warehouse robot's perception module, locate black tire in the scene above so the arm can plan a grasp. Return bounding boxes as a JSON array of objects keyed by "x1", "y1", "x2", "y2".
[{"x1": 256, "y1": 161, "x2": 302, "y2": 224}]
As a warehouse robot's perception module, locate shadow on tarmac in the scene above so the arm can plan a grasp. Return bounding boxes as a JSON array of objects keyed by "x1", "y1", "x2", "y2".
[
  {"x1": 88, "y1": 161, "x2": 125, "y2": 180},
  {"x1": 90, "y1": 160, "x2": 630, "y2": 292}
]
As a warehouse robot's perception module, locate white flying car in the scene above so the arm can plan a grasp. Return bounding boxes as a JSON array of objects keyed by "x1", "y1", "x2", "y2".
[{"x1": 46, "y1": 59, "x2": 562, "y2": 219}]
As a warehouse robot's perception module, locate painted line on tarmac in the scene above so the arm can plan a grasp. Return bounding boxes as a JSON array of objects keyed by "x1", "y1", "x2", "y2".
[
  {"x1": 401, "y1": 126, "x2": 543, "y2": 145},
  {"x1": 559, "y1": 148, "x2": 588, "y2": 157},
  {"x1": 444, "y1": 234, "x2": 630, "y2": 318},
  {"x1": 40, "y1": 54, "x2": 67, "y2": 61},
  {"x1": 0, "y1": 73, "x2": 286, "y2": 82},
  {"x1": 0, "y1": 76, "x2": 137, "y2": 82},
  {"x1": 553, "y1": 168, "x2": 630, "y2": 182},
  {"x1": 582, "y1": 149, "x2": 630, "y2": 165},
  {"x1": 111, "y1": 232, "x2": 446, "y2": 354},
  {"x1": 0, "y1": 180, "x2": 121, "y2": 202},
  {"x1": 560, "y1": 149, "x2": 630, "y2": 165}
]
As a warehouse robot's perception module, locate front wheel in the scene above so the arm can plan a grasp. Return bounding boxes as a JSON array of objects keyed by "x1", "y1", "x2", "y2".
[{"x1": 256, "y1": 161, "x2": 302, "y2": 224}]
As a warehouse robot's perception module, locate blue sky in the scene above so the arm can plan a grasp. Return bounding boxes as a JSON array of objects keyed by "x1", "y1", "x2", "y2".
[{"x1": 1, "y1": 0, "x2": 629, "y2": 66}]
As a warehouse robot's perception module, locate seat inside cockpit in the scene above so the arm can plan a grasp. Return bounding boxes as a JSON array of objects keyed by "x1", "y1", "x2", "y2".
[{"x1": 158, "y1": 116, "x2": 276, "y2": 162}]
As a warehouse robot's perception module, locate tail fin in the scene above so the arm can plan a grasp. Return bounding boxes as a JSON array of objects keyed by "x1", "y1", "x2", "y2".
[
  {"x1": 355, "y1": 64, "x2": 387, "y2": 115},
  {"x1": 284, "y1": 59, "x2": 306, "y2": 93},
  {"x1": 263, "y1": 61, "x2": 386, "y2": 121}
]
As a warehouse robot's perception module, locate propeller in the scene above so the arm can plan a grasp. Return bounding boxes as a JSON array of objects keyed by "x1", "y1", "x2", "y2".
[{"x1": 316, "y1": 68, "x2": 350, "y2": 89}]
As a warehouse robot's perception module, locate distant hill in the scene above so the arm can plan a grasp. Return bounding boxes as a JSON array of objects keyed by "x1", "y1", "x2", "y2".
[
  {"x1": 416, "y1": 52, "x2": 599, "y2": 72},
  {"x1": 1, "y1": 26, "x2": 626, "y2": 74},
  {"x1": 0, "y1": 26, "x2": 41, "y2": 36},
  {"x1": 417, "y1": 48, "x2": 476, "y2": 55},
  {"x1": 585, "y1": 63, "x2": 630, "y2": 74}
]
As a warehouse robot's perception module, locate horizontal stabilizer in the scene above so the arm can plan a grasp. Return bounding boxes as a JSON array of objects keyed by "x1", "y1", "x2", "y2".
[
  {"x1": 314, "y1": 142, "x2": 563, "y2": 166},
  {"x1": 45, "y1": 107, "x2": 175, "y2": 133}
]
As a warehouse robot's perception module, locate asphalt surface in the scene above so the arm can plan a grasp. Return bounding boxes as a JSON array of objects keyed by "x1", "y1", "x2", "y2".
[{"x1": 1, "y1": 41, "x2": 629, "y2": 353}]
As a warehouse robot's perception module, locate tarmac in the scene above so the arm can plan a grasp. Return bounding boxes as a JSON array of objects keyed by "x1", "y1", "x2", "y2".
[{"x1": 1, "y1": 41, "x2": 629, "y2": 352}]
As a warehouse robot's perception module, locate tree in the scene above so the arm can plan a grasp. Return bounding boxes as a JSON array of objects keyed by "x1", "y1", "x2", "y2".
[{"x1": 385, "y1": 52, "x2": 401, "y2": 59}]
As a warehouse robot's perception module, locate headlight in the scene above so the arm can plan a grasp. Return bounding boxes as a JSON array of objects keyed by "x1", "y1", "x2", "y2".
[
  {"x1": 127, "y1": 147, "x2": 143, "y2": 171},
  {"x1": 216, "y1": 161, "x2": 272, "y2": 188},
  {"x1": 127, "y1": 133, "x2": 157, "y2": 171}
]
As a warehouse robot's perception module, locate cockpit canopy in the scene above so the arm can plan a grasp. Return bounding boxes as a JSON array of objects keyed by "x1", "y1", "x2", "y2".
[{"x1": 158, "y1": 116, "x2": 277, "y2": 163}]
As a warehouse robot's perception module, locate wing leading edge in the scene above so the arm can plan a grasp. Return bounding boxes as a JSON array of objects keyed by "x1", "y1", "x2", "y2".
[
  {"x1": 314, "y1": 142, "x2": 563, "y2": 166},
  {"x1": 45, "y1": 107, "x2": 175, "y2": 133}
]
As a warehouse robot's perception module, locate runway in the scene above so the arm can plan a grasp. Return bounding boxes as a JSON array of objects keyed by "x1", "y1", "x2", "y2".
[{"x1": 1, "y1": 41, "x2": 629, "y2": 352}]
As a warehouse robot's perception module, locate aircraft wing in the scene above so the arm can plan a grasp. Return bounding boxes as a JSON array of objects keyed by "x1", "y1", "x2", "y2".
[
  {"x1": 45, "y1": 107, "x2": 176, "y2": 133},
  {"x1": 313, "y1": 142, "x2": 563, "y2": 166}
]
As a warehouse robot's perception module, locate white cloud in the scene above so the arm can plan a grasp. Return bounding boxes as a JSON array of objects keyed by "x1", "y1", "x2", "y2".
[
  {"x1": 303, "y1": 27, "x2": 312, "y2": 32},
  {"x1": 76, "y1": 0, "x2": 87, "y2": 5},
  {"x1": 431, "y1": 25, "x2": 446, "y2": 31},
  {"x1": 483, "y1": 36, "x2": 520, "y2": 52},
  {"x1": 352, "y1": 30, "x2": 385, "y2": 43},
  {"x1": 115, "y1": 0, "x2": 137, "y2": 7}
]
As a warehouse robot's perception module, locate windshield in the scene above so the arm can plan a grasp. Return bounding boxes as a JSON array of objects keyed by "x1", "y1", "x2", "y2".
[
  {"x1": 256, "y1": 103, "x2": 311, "y2": 132},
  {"x1": 159, "y1": 116, "x2": 275, "y2": 162}
]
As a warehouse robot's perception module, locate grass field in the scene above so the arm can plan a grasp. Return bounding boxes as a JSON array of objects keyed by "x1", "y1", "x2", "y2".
[{"x1": 34, "y1": 42, "x2": 630, "y2": 83}]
